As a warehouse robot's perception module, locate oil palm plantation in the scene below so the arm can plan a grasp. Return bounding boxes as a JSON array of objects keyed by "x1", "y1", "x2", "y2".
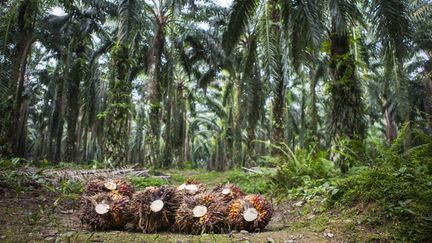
[{"x1": 222, "y1": 0, "x2": 412, "y2": 170}]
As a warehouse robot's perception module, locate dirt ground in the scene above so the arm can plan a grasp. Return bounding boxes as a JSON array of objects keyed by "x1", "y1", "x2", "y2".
[{"x1": 0, "y1": 187, "x2": 335, "y2": 243}]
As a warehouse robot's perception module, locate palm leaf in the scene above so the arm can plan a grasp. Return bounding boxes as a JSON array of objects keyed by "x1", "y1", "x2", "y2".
[
  {"x1": 369, "y1": 0, "x2": 410, "y2": 61},
  {"x1": 222, "y1": 0, "x2": 259, "y2": 55}
]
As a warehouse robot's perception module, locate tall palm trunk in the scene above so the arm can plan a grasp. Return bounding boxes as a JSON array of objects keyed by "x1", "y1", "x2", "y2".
[
  {"x1": 424, "y1": 54, "x2": 432, "y2": 132},
  {"x1": 3, "y1": 0, "x2": 37, "y2": 157},
  {"x1": 48, "y1": 64, "x2": 65, "y2": 163},
  {"x1": 328, "y1": 33, "x2": 365, "y2": 141},
  {"x1": 162, "y1": 79, "x2": 173, "y2": 168},
  {"x1": 65, "y1": 46, "x2": 85, "y2": 162},
  {"x1": 146, "y1": 19, "x2": 166, "y2": 167},
  {"x1": 328, "y1": 32, "x2": 366, "y2": 173},
  {"x1": 269, "y1": 0, "x2": 286, "y2": 155},
  {"x1": 103, "y1": 43, "x2": 132, "y2": 167},
  {"x1": 172, "y1": 83, "x2": 186, "y2": 167},
  {"x1": 54, "y1": 79, "x2": 66, "y2": 163},
  {"x1": 308, "y1": 66, "x2": 319, "y2": 145},
  {"x1": 12, "y1": 38, "x2": 34, "y2": 157},
  {"x1": 182, "y1": 114, "x2": 190, "y2": 163}
]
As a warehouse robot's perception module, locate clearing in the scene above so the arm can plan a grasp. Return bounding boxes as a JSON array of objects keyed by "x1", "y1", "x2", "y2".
[{"x1": 0, "y1": 168, "x2": 373, "y2": 242}]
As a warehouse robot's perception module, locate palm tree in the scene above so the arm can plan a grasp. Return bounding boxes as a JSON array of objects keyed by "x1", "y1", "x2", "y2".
[
  {"x1": 409, "y1": 0, "x2": 432, "y2": 131},
  {"x1": 0, "y1": 0, "x2": 39, "y2": 157},
  {"x1": 103, "y1": 0, "x2": 140, "y2": 167}
]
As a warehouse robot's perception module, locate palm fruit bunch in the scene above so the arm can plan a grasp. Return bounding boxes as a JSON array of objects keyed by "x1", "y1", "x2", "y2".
[
  {"x1": 211, "y1": 183, "x2": 245, "y2": 203},
  {"x1": 83, "y1": 178, "x2": 134, "y2": 197},
  {"x1": 79, "y1": 192, "x2": 132, "y2": 230},
  {"x1": 80, "y1": 179, "x2": 134, "y2": 230},
  {"x1": 177, "y1": 178, "x2": 206, "y2": 196},
  {"x1": 80, "y1": 179, "x2": 274, "y2": 233},
  {"x1": 131, "y1": 186, "x2": 182, "y2": 233},
  {"x1": 228, "y1": 194, "x2": 273, "y2": 232},
  {"x1": 84, "y1": 179, "x2": 105, "y2": 196},
  {"x1": 174, "y1": 193, "x2": 229, "y2": 234},
  {"x1": 106, "y1": 179, "x2": 134, "y2": 197}
]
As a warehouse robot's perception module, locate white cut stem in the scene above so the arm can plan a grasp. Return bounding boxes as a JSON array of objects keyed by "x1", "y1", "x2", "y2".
[
  {"x1": 178, "y1": 183, "x2": 186, "y2": 190},
  {"x1": 222, "y1": 188, "x2": 231, "y2": 195},
  {"x1": 95, "y1": 203, "x2": 110, "y2": 215},
  {"x1": 193, "y1": 205, "x2": 207, "y2": 218},
  {"x1": 185, "y1": 184, "x2": 198, "y2": 193},
  {"x1": 104, "y1": 181, "x2": 117, "y2": 190},
  {"x1": 150, "y1": 199, "x2": 164, "y2": 212},
  {"x1": 243, "y1": 208, "x2": 258, "y2": 222}
]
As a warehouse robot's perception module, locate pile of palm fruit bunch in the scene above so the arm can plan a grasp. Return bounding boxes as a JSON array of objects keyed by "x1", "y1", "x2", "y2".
[
  {"x1": 228, "y1": 194, "x2": 274, "y2": 232},
  {"x1": 174, "y1": 192, "x2": 230, "y2": 234},
  {"x1": 131, "y1": 185, "x2": 182, "y2": 233},
  {"x1": 79, "y1": 178, "x2": 273, "y2": 233},
  {"x1": 177, "y1": 178, "x2": 206, "y2": 195},
  {"x1": 79, "y1": 179, "x2": 134, "y2": 230}
]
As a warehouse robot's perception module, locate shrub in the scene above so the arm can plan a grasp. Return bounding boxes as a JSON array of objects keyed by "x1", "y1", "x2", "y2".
[
  {"x1": 268, "y1": 144, "x2": 338, "y2": 196},
  {"x1": 128, "y1": 177, "x2": 168, "y2": 190},
  {"x1": 328, "y1": 128, "x2": 432, "y2": 242},
  {"x1": 225, "y1": 170, "x2": 270, "y2": 194}
]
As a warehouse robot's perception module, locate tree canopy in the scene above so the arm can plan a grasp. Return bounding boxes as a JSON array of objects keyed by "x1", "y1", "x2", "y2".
[{"x1": 0, "y1": 0, "x2": 431, "y2": 171}]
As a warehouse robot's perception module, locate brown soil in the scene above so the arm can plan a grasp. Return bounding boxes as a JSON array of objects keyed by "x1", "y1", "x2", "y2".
[{"x1": 0, "y1": 187, "x2": 333, "y2": 243}]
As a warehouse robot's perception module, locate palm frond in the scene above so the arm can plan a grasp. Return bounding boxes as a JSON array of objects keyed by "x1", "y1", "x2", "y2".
[
  {"x1": 329, "y1": 0, "x2": 363, "y2": 36},
  {"x1": 369, "y1": 0, "x2": 410, "y2": 61},
  {"x1": 285, "y1": 0, "x2": 323, "y2": 72},
  {"x1": 222, "y1": 0, "x2": 259, "y2": 55},
  {"x1": 117, "y1": 0, "x2": 140, "y2": 43}
]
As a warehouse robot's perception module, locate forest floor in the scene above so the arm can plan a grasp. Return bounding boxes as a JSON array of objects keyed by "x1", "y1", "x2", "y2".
[{"x1": 0, "y1": 168, "x2": 376, "y2": 243}]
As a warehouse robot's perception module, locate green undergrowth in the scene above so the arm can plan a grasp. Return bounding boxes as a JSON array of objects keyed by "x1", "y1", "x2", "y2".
[
  {"x1": 128, "y1": 169, "x2": 270, "y2": 194},
  {"x1": 0, "y1": 157, "x2": 270, "y2": 195},
  {"x1": 269, "y1": 126, "x2": 432, "y2": 242}
]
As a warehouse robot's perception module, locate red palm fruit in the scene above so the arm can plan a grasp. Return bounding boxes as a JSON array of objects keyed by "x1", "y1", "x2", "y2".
[
  {"x1": 112, "y1": 179, "x2": 134, "y2": 197},
  {"x1": 174, "y1": 192, "x2": 229, "y2": 234},
  {"x1": 84, "y1": 179, "x2": 105, "y2": 196},
  {"x1": 79, "y1": 192, "x2": 132, "y2": 231},
  {"x1": 177, "y1": 178, "x2": 206, "y2": 196},
  {"x1": 131, "y1": 186, "x2": 182, "y2": 233},
  {"x1": 212, "y1": 183, "x2": 246, "y2": 203},
  {"x1": 228, "y1": 194, "x2": 273, "y2": 232}
]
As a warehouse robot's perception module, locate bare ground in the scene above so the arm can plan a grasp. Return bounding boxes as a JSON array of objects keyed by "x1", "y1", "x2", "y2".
[
  {"x1": 0, "y1": 168, "x2": 379, "y2": 243},
  {"x1": 0, "y1": 187, "x2": 339, "y2": 243}
]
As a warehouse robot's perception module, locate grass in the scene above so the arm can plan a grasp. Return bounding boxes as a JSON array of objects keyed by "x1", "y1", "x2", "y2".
[
  {"x1": 127, "y1": 168, "x2": 271, "y2": 195},
  {"x1": 2, "y1": 138, "x2": 431, "y2": 242}
]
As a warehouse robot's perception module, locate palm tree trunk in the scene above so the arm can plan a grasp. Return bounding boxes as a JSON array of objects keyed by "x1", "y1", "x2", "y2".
[
  {"x1": 309, "y1": 72, "x2": 319, "y2": 142},
  {"x1": 48, "y1": 68, "x2": 65, "y2": 163},
  {"x1": 146, "y1": 20, "x2": 166, "y2": 167},
  {"x1": 16, "y1": 97, "x2": 30, "y2": 157},
  {"x1": 383, "y1": 102, "x2": 397, "y2": 144},
  {"x1": 1, "y1": 0, "x2": 37, "y2": 157},
  {"x1": 162, "y1": 80, "x2": 173, "y2": 168},
  {"x1": 183, "y1": 115, "x2": 190, "y2": 163},
  {"x1": 103, "y1": 43, "x2": 131, "y2": 167},
  {"x1": 269, "y1": 0, "x2": 286, "y2": 155},
  {"x1": 54, "y1": 94, "x2": 65, "y2": 163},
  {"x1": 171, "y1": 83, "x2": 186, "y2": 167},
  {"x1": 328, "y1": 33, "x2": 366, "y2": 141},
  {"x1": 424, "y1": 54, "x2": 432, "y2": 132},
  {"x1": 12, "y1": 36, "x2": 34, "y2": 157},
  {"x1": 328, "y1": 32, "x2": 366, "y2": 173},
  {"x1": 65, "y1": 54, "x2": 84, "y2": 163},
  {"x1": 81, "y1": 126, "x2": 89, "y2": 162},
  {"x1": 300, "y1": 86, "x2": 306, "y2": 147}
]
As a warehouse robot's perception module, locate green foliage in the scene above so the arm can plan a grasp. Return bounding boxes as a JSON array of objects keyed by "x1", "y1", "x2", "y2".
[
  {"x1": 128, "y1": 176, "x2": 168, "y2": 190},
  {"x1": 225, "y1": 170, "x2": 270, "y2": 194},
  {"x1": 327, "y1": 129, "x2": 432, "y2": 241},
  {"x1": 0, "y1": 157, "x2": 30, "y2": 169},
  {"x1": 269, "y1": 144, "x2": 338, "y2": 196},
  {"x1": 58, "y1": 179, "x2": 84, "y2": 195}
]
